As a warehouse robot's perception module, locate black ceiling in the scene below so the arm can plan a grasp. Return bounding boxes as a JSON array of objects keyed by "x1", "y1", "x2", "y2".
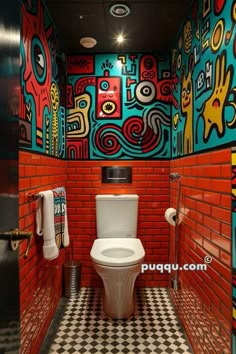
[{"x1": 44, "y1": 0, "x2": 192, "y2": 54}]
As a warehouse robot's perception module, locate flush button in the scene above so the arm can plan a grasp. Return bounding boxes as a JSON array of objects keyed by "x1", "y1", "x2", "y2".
[{"x1": 102, "y1": 166, "x2": 132, "y2": 183}]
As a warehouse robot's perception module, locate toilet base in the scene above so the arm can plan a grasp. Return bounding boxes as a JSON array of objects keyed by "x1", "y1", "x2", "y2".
[{"x1": 94, "y1": 263, "x2": 141, "y2": 319}]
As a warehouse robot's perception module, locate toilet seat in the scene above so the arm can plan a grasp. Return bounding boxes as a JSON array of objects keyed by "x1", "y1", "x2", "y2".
[{"x1": 90, "y1": 238, "x2": 145, "y2": 267}]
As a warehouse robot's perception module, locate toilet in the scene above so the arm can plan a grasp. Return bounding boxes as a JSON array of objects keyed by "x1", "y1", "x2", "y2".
[{"x1": 90, "y1": 194, "x2": 145, "y2": 319}]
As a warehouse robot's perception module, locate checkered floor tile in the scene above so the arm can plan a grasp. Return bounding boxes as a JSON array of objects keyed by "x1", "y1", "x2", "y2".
[{"x1": 48, "y1": 288, "x2": 192, "y2": 354}]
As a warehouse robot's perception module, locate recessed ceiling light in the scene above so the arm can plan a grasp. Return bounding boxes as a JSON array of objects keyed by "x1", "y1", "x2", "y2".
[
  {"x1": 80, "y1": 37, "x2": 97, "y2": 48},
  {"x1": 117, "y1": 34, "x2": 125, "y2": 43},
  {"x1": 110, "y1": 3, "x2": 130, "y2": 18}
]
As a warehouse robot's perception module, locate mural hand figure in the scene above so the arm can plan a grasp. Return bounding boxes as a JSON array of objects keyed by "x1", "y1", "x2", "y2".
[{"x1": 201, "y1": 51, "x2": 232, "y2": 141}]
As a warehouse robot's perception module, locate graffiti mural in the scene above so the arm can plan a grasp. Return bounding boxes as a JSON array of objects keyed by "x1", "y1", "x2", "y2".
[
  {"x1": 66, "y1": 54, "x2": 173, "y2": 160},
  {"x1": 172, "y1": 0, "x2": 236, "y2": 349},
  {"x1": 20, "y1": 0, "x2": 66, "y2": 158},
  {"x1": 172, "y1": 0, "x2": 236, "y2": 157}
]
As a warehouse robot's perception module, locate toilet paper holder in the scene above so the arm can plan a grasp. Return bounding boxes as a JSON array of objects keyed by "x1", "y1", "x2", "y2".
[{"x1": 164, "y1": 208, "x2": 177, "y2": 226}]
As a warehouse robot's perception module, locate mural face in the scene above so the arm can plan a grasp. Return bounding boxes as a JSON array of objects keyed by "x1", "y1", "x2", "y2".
[
  {"x1": 20, "y1": 0, "x2": 66, "y2": 158},
  {"x1": 66, "y1": 54, "x2": 173, "y2": 160},
  {"x1": 172, "y1": 0, "x2": 236, "y2": 157}
]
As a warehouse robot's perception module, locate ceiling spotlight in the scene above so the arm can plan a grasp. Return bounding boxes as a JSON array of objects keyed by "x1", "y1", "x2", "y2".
[
  {"x1": 80, "y1": 37, "x2": 97, "y2": 48},
  {"x1": 110, "y1": 3, "x2": 130, "y2": 18},
  {"x1": 117, "y1": 34, "x2": 125, "y2": 43}
]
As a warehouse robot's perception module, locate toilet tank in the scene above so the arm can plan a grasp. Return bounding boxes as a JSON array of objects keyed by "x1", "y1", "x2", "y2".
[{"x1": 96, "y1": 194, "x2": 139, "y2": 238}]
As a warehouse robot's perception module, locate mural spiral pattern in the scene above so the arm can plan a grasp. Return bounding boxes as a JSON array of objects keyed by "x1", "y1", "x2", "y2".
[
  {"x1": 95, "y1": 124, "x2": 122, "y2": 155},
  {"x1": 122, "y1": 117, "x2": 143, "y2": 145}
]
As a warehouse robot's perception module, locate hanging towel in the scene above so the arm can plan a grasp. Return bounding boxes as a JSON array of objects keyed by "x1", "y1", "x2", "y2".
[
  {"x1": 52, "y1": 187, "x2": 70, "y2": 248},
  {"x1": 36, "y1": 190, "x2": 59, "y2": 260}
]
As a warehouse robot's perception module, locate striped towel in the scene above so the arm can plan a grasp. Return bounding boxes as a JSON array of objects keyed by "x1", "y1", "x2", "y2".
[{"x1": 52, "y1": 187, "x2": 70, "y2": 248}]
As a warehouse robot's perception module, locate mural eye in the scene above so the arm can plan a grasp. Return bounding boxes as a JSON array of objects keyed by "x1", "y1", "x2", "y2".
[
  {"x1": 187, "y1": 82, "x2": 191, "y2": 94},
  {"x1": 31, "y1": 36, "x2": 46, "y2": 83},
  {"x1": 100, "y1": 80, "x2": 109, "y2": 91},
  {"x1": 177, "y1": 53, "x2": 182, "y2": 69},
  {"x1": 144, "y1": 58, "x2": 154, "y2": 70},
  {"x1": 37, "y1": 53, "x2": 44, "y2": 70},
  {"x1": 135, "y1": 81, "x2": 156, "y2": 104},
  {"x1": 78, "y1": 99, "x2": 87, "y2": 109}
]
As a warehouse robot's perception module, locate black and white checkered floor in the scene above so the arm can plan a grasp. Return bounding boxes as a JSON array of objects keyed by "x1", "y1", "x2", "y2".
[{"x1": 47, "y1": 288, "x2": 192, "y2": 354}]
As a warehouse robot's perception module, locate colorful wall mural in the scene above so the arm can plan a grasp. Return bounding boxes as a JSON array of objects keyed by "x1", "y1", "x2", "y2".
[
  {"x1": 66, "y1": 54, "x2": 175, "y2": 160},
  {"x1": 20, "y1": 0, "x2": 66, "y2": 158},
  {"x1": 172, "y1": 0, "x2": 236, "y2": 157},
  {"x1": 171, "y1": 0, "x2": 236, "y2": 350}
]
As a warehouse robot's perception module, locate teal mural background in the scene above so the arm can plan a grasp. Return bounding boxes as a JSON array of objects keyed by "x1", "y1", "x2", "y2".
[
  {"x1": 66, "y1": 54, "x2": 173, "y2": 160},
  {"x1": 172, "y1": 0, "x2": 236, "y2": 157}
]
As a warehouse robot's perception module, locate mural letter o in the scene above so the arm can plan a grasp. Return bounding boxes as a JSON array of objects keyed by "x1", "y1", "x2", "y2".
[
  {"x1": 135, "y1": 81, "x2": 156, "y2": 104},
  {"x1": 211, "y1": 19, "x2": 224, "y2": 53}
]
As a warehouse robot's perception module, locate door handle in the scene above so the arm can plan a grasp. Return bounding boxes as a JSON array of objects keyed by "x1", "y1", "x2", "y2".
[{"x1": 0, "y1": 229, "x2": 32, "y2": 258}]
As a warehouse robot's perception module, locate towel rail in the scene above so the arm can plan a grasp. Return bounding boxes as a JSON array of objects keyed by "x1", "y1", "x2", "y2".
[{"x1": 27, "y1": 193, "x2": 43, "y2": 202}]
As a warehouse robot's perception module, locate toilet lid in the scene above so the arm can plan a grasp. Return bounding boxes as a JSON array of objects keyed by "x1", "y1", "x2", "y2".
[{"x1": 90, "y1": 238, "x2": 145, "y2": 267}]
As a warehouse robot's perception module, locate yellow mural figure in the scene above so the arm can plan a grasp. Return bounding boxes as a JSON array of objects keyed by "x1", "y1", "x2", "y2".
[
  {"x1": 50, "y1": 82, "x2": 60, "y2": 157},
  {"x1": 67, "y1": 94, "x2": 91, "y2": 138},
  {"x1": 201, "y1": 51, "x2": 233, "y2": 141},
  {"x1": 180, "y1": 54, "x2": 194, "y2": 155}
]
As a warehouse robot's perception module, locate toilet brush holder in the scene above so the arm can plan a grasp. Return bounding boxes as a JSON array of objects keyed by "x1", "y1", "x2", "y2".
[{"x1": 63, "y1": 260, "x2": 81, "y2": 298}]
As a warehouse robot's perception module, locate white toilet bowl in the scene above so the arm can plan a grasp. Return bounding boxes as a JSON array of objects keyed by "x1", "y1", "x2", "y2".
[{"x1": 90, "y1": 238, "x2": 145, "y2": 319}]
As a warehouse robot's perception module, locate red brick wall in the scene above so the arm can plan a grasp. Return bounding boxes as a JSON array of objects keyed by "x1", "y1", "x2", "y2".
[
  {"x1": 19, "y1": 151, "x2": 67, "y2": 354},
  {"x1": 66, "y1": 160, "x2": 170, "y2": 287},
  {"x1": 170, "y1": 149, "x2": 232, "y2": 354},
  {"x1": 19, "y1": 149, "x2": 232, "y2": 353}
]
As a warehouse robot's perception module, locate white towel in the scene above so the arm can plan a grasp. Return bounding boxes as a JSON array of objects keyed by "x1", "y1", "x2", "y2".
[{"x1": 36, "y1": 190, "x2": 59, "y2": 260}]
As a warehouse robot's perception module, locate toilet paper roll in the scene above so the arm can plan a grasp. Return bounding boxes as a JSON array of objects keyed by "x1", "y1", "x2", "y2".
[{"x1": 164, "y1": 208, "x2": 177, "y2": 226}]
